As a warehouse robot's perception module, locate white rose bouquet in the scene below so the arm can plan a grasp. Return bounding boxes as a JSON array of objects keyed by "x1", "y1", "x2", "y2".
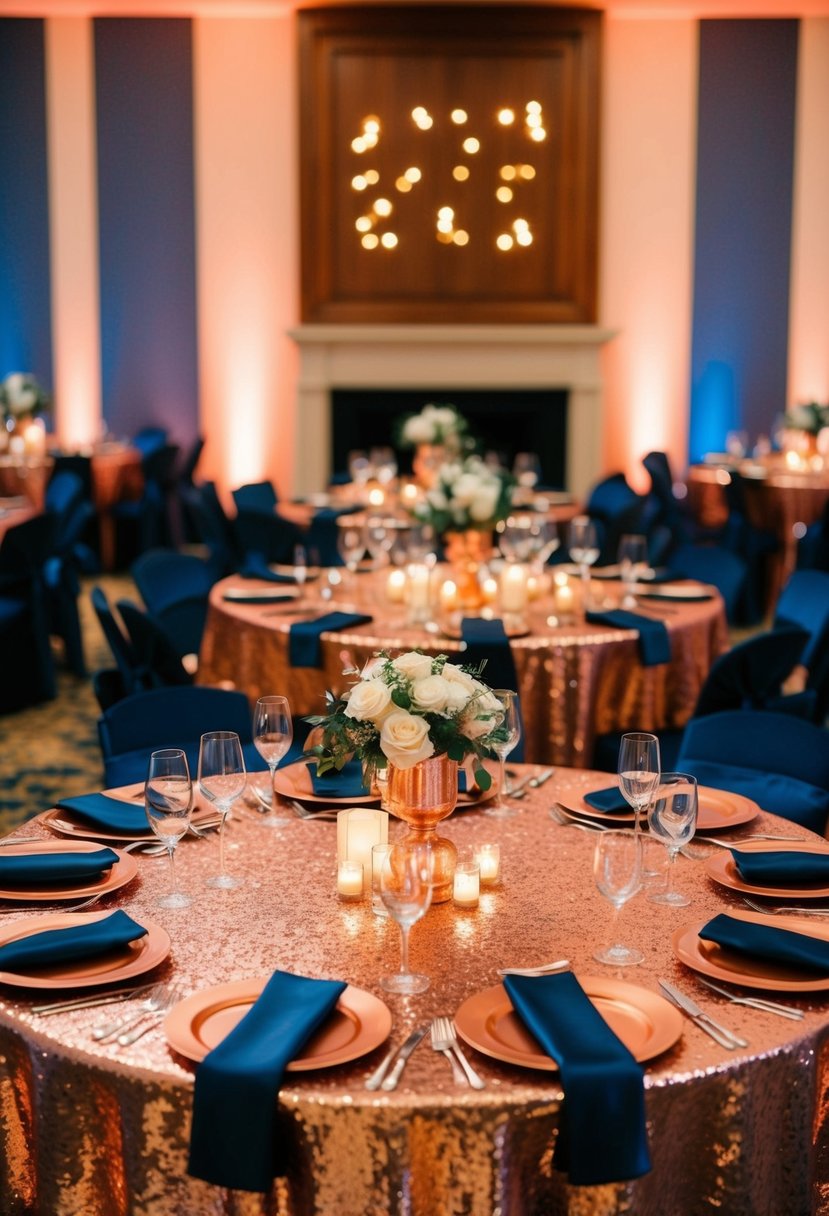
[
  {"x1": 412, "y1": 454, "x2": 514, "y2": 534},
  {"x1": 397, "y1": 402, "x2": 470, "y2": 452},
  {"x1": 304, "y1": 650, "x2": 510, "y2": 788},
  {"x1": 0, "y1": 373, "x2": 51, "y2": 422},
  {"x1": 782, "y1": 401, "x2": 829, "y2": 436}
]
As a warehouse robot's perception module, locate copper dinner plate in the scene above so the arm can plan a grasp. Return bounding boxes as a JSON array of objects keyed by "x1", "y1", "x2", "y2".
[
  {"x1": 705, "y1": 840, "x2": 829, "y2": 900},
  {"x1": 0, "y1": 911, "x2": 171, "y2": 989},
  {"x1": 164, "y1": 979, "x2": 392, "y2": 1068},
  {"x1": 672, "y1": 908, "x2": 829, "y2": 992},
  {"x1": 454, "y1": 977, "x2": 683, "y2": 1070},
  {"x1": 569, "y1": 783, "x2": 758, "y2": 833},
  {"x1": 0, "y1": 840, "x2": 138, "y2": 902}
]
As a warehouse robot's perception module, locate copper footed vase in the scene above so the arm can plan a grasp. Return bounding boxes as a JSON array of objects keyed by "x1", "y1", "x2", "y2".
[{"x1": 379, "y1": 754, "x2": 458, "y2": 903}]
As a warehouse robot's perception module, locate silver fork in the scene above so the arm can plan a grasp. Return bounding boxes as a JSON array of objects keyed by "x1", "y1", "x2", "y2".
[
  {"x1": 116, "y1": 983, "x2": 185, "y2": 1045},
  {"x1": 0, "y1": 891, "x2": 106, "y2": 915},
  {"x1": 742, "y1": 896, "x2": 829, "y2": 917},
  {"x1": 549, "y1": 806, "x2": 603, "y2": 831},
  {"x1": 91, "y1": 982, "x2": 176, "y2": 1042},
  {"x1": 695, "y1": 976, "x2": 804, "y2": 1020},
  {"x1": 435, "y1": 1016, "x2": 485, "y2": 1088},
  {"x1": 696, "y1": 834, "x2": 798, "y2": 848},
  {"x1": 430, "y1": 1017, "x2": 467, "y2": 1085}
]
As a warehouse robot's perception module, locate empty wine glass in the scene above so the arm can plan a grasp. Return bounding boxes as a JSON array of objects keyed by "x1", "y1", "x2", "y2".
[
  {"x1": 371, "y1": 446, "x2": 398, "y2": 486},
  {"x1": 568, "y1": 516, "x2": 600, "y2": 610},
  {"x1": 293, "y1": 544, "x2": 308, "y2": 600},
  {"x1": 647, "y1": 772, "x2": 698, "y2": 907},
  {"x1": 617, "y1": 533, "x2": 649, "y2": 609},
  {"x1": 347, "y1": 450, "x2": 371, "y2": 485},
  {"x1": 380, "y1": 842, "x2": 434, "y2": 994},
  {"x1": 145, "y1": 749, "x2": 193, "y2": 909},
  {"x1": 618, "y1": 731, "x2": 661, "y2": 835},
  {"x1": 593, "y1": 830, "x2": 644, "y2": 966},
  {"x1": 499, "y1": 515, "x2": 536, "y2": 563},
  {"x1": 197, "y1": 730, "x2": 246, "y2": 889},
  {"x1": 484, "y1": 690, "x2": 522, "y2": 819},
  {"x1": 336, "y1": 521, "x2": 366, "y2": 590},
  {"x1": 365, "y1": 517, "x2": 393, "y2": 568},
  {"x1": 252, "y1": 696, "x2": 294, "y2": 827},
  {"x1": 513, "y1": 452, "x2": 542, "y2": 489}
]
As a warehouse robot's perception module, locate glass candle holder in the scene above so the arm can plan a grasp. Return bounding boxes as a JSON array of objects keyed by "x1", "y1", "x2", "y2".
[
  {"x1": 475, "y1": 843, "x2": 501, "y2": 886},
  {"x1": 371, "y1": 843, "x2": 391, "y2": 917},
  {"x1": 453, "y1": 859, "x2": 480, "y2": 908},
  {"x1": 337, "y1": 860, "x2": 364, "y2": 902}
]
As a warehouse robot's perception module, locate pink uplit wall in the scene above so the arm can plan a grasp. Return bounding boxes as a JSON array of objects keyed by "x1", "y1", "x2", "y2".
[
  {"x1": 788, "y1": 17, "x2": 829, "y2": 408},
  {"x1": 599, "y1": 16, "x2": 698, "y2": 491},
  {"x1": 192, "y1": 14, "x2": 298, "y2": 503},
  {"x1": 44, "y1": 16, "x2": 101, "y2": 449}
]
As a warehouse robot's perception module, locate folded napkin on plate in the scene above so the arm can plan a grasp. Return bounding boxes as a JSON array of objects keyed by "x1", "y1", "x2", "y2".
[
  {"x1": 55, "y1": 792, "x2": 148, "y2": 835},
  {"x1": 0, "y1": 848, "x2": 119, "y2": 885},
  {"x1": 729, "y1": 849, "x2": 829, "y2": 888},
  {"x1": 309, "y1": 759, "x2": 369, "y2": 799},
  {"x1": 503, "y1": 971, "x2": 651, "y2": 1185},
  {"x1": 237, "y1": 554, "x2": 297, "y2": 584},
  {"x1": 638, "y1": 590, "x2": 713, "y2": 603},
  {"x1": 583, "y1": 786, "x2": 631, "y2": 815},
  {"x1": 188, "y1": 970, "x2": 347, "y2": 1192},
  {"x1": 700, "y1": 912, "x2": 829, "y2": 973},
  {"x1": 313, "y1": 505, "x2": 362, "y2": 521},
  {"x1": 585, "y1": 609, "x2": 671, "y2": 666},
  {"x1": 223, "y1": 590, "x2": 298, "y2": 604},
  {"x1": 288, "y1": 612, "x2": 373, "y2": 668},
  {"x1": 0, "y1": 909, "x2": 147, "y2": 973}
]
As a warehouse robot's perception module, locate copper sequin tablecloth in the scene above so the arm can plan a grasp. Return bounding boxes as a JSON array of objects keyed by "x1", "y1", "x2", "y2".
[
  {"x1": 197, "y1": 572, "x2": 728, "y2": 769},
  {"x1": 1, "y1": 770, "x2": 829, "y2": 1215}
]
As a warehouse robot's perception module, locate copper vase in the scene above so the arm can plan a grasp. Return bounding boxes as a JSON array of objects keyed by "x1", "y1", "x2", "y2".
[
  {"x1": 442, "y1": 528, "x2": 493, "y2": 609},
  {"x1": 380, "y1": 754, "x2": 458, "y2": 903}
]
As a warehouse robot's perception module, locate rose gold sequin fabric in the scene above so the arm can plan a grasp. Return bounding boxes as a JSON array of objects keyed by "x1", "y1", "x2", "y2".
[
  {"x1": 1, "y1": 772, "x2": 828, "y2": 1214},
  {"x1": 197, "y1": 572, "x2": 728, "y2": 768}
]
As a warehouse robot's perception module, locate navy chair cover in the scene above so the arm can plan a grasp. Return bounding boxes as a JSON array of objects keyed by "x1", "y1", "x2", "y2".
[
  {"x1": 666, "y1": 543, "x2": 748, "y2": 623},
  {"x1": 180, "y1": 481, "x2": 241, "y2": 577},
  {"x1": 774, "y1": 570, "x2": 829, "y2": 723},
  {"x1": 90, "y1": 585, "x2": 149, "y2": 695},
  {"x1": 584, "y1": 473, "x2": 647, "y2": 567},
  {"x1": 132, "y1": 549, "x2": 217, "y2": 658},
  {"x1": 232, "y1": 480, "x2": 278, "y2": 514},
  {"x1": 115, "y1": 600, "x2": 193, "y2": 689},
  {"x1": 0, "y1": 514, "x2": 57, "y2": 712},
  {"x1": 232, "y1": 509, "x2": 303, "y2": 567}
]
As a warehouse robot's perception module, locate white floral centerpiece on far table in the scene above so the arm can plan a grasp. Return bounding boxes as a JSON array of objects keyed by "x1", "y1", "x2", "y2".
[{"x1": 0, "y1": 373, "x2": 51, "y2": 427}]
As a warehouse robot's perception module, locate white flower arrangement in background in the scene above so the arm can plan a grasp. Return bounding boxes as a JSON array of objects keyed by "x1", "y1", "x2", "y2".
[
  {"x1": 411, "y1": 454, "x2": 514, "y2": 534},
  {"x1": 397, "y1": 402, "x2": 470, "y2": 452},
  {"x1": 0, "y1": 373, "x2": 51, "y2": 423}
]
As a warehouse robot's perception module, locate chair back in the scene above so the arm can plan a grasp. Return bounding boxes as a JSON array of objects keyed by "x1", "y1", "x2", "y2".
[
  {"x1": 693, "y1": 625, "x2": 810, "y2": 717},
  {"x1": 132, "y1": 549, "x2": 217, "y2": 614},
  {"x1": 132, "y1": 426, "x2": 168, "y2": 456},
  {"x1": 232, "y1": 480, "x2": 278, "y2": 514},
  {"x1": 116, "y1": 599, "x2": 193, "y2": 687},
  {"x1": 232, "y1": 509, "x2": 302, "y2": 567},
  {"x1": 181, "y1": 482, "x2": 239, "y2": 574},
  {"x1": 774, "y1": 570, "x2": 829, "y2": 670},
  {"x1": 90, "y1": 585, "x2": 147, "y2": 693},
  {"x1": 666, "y1": 543, "x2": 747, "y2": 623},
  {"x1": 584, "y1": 473, "x2": 646, "y2": 566}
]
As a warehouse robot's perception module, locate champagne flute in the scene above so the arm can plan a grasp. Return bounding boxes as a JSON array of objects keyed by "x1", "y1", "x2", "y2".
[
  {"x1": 145, "y1": 749, "x2": 193, "y2": 909},
  {"x1": 617, "y1": 533, "x2": 649, "y2": 609},
  {"x1": 618, "y1": 731, "x2": 661, "y2": 835},
  {"x1": 593, "y1": 830, "x2": 644, "y2": 966},
  {"x1": 647, "y1": 772, "x2": 698, "y2": 907},
  {"x1": 568, "y1": 516, "x2": 600, "y2": 610},
  {"x1": 379, "y1": 842, "x2": 434, "y2": 994},
  {"x1": 252, "y1": 696, "x2": 294, "y2": 827},
  {"x1": 484, "y1": 690, "x2": 522, "y2": 819},
  {"x1": 197, "y1": 730, "x2": 246, "y2": 889}
]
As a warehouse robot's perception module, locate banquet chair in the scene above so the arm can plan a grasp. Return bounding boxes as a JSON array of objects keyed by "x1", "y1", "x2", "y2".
[
  {"x1": 773, "y1": 569, "x2": 829, "y2": 723},
  {"x1": 90, "y1": 585, "x2": 152, "y2": 696},
  {"x1": 591, "y1": 624, "x2": 813, "y2": 772},
  {"x1": 131, "y1": 549, "x2": 217, "y2": 658},
  {"x1": 180, "y1": 481, "x2": 242, "y2": 576},
  {"x1": 677, "y1": 710, "x2": 829, "y2": 834},
  {"x1": 583, "y1": 472, "x2": 646, "y2": 566},
  {"x1": 796, "y1": 498, "x2": 829, "y2": 573},
  {"x1": 718, "y1": 469, "x2": 778, "y2": 623},
  {"x1": 231, "y1": 480, "x2": 278, "y2": 515},
  {"x1": 43, "y1": 470, "x2": 98, "y2": 675},
  {"x1": 115, "y1": 599, "x2": 195, "y2": 687},
  {"x1": 641, "y1": 450, "x2": 697, "y2": 550},
  {"x1": 111, "y1": 442, "x2": 181, "y2": 565},
  {"x1": 175, "y1": 435, "x2": 205, "y2": 544},
  {"x1": 0, "y1": 514, "x2": 57, "y2": 712},
  {"x1": 664, "y1": 543, "x2": 748, "y2": 623},
  {"x1": 232, "y1": 508, "x2": 303, "y2": 567},
  {"x1": 131, "y1": 425, "x2": 168, "y2": 456}
]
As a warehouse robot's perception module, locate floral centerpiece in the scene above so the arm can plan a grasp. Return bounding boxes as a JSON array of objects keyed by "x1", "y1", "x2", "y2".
[
  {"x1": 396, "y1": 402, "x2": 470, "y2": 453},
  {"x1": 412, "y1": 454, "x2": 513, "y2": 534},
  {"x1": 0, "y1": 373, "x2": 51, "y2": 427},
  {"x1": 782, "y1": 402, "x2": 829, "y2": 436}
]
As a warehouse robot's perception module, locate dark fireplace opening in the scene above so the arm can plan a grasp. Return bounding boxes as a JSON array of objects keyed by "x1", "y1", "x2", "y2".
[{"x1": 331, "y1": 389, "x2": 568, "y2": 488}]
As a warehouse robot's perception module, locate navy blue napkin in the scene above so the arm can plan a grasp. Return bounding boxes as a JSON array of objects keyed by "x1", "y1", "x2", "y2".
[
  {"x1": 288, "y1": 612, "x2": 372, "y2": 668},
  {"x1": 585, "y1": 609, "x2": 671, "y2": 666},
  {"x1": 309, "y1": 759, "x2": 369, "y2": 799},
  {"x1": 237, "y1": 553, "x2": 297, "y2": 584},
  {"x1": 583, "y1": 787, "x2": 631, "y2": 815},
  {"x1": 0, "y1": 848, "x2": 119, "y2": 886},
  {"x1": 188, "y1": 970, "x2": 347, "y2": 1192},
  {"x1": 638, "y1": 590, "x2": 713, "y2": 603},
  {"x1": 729, "y1": 849, "x2": 829, "y2": 888},
  {"x1": 460, "y1": 618, "x2": 524, "y2": 761},
  {"x1": 700, "y1": 912, "x2": 829, "y2": 974},
  {"x1": 503, "y1": 971, "x2": 651, "y2": 1185},
  {"x1": 0, "y1": 909, "x2": 147, "y2": 973},
  {"x1": 55, "y1": 793, "x2": 148, "y2": 836},
  {"x1": 223, "y1": 590, "x2": 298, "y2": 604}
]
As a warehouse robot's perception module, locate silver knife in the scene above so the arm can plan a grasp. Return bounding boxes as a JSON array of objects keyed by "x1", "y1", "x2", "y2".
[
  {"x1": 659, "y1": 980, "x2": 748, "y2": 1048},
  {"x1": 379, "y1": 1026, "x2": 428, "y2": 1091}
]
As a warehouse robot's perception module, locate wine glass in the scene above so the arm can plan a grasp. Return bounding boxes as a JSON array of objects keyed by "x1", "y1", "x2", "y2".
[
  {"x1": 347, "y1": 450, "x2": 371, "y2": 485},
  {"x1": 513, "y1": 451, "x2": 542, "y2": 489},
  {"x1": 379, "y1": 841, "x2": 434, "y2": 994},
  {"x1": 252, "y1": 696, "x2": 294, "y2": 827},
  {"x1": 197, "y1": 730, "x2": 247, "y2": 889},
  {"x1": 484, "y1": 690, "x2": 522, "y2": 819},
  {"x1": 593, "y1": 830, "x2": 644, "y2": 966},
  {"x1": 617, "y1": 731, "x2": 661, "y2": 835},
  {"x1": 647, "y1": 772, "x2": 698, "y2": 907},
  {"x1": 336, "y1": 521, "x2": 366, "y2": 590},
  {"x1": 568, "y1": 516, "x2": 600, "y2": 610},
  {"x1": 293, "y1": 544, "x2": 308, "y2": 600},
  {"x1": 617, "y1": 533, "x2": 649, "y2": 609},
  {"x1": 145, "y1": 749, "x2": 193, "y2": 909},
  {"x1": 365, "y1": 517, "x2": 392, "y2": 568},
  {"x1": 371, "y1": 446, "x2": 398, "y2": 486}
]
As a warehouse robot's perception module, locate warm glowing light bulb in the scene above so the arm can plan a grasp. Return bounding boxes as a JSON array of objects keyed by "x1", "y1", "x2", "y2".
[
  {"x1": 404, "y1": 167, "x2": 422, "y2": 183},
  {"x1": 363, "y1": 116, "x2": 380, "y2": 134},
  {"x1": 519, "y1": 164, "x2": 536, "y2": 180},
  {"x1": 365, "y1": 169, "x2": 380, "y2": 185},
  {"x1": 362, "y1": 132, "x2": 378, "y2": 149},
  {"x1": 499, "y1": 164, "x2": 517, "y2": 181},
  {"x1": 436, "y1": 230, "x2": 454, "y2": 244},
  {"x1": 451, "y1": 109, "x2": 468, "y2": 124},
  {"x1": 373, "y1": 197, "x2": 392, "y2": 217},
  {"x1": 516, "y1": 230, "x2": 533, "y2": 246},
  {"x1": 513, "y1": 218, "x2": 529, "y2": 232},
  {"x1": 436, "y1": 218, "x2": 454, "y2": 234},
  {"x1": 355, "y1": 216, "x2": 372, "y2": 232},
  {"x1": 496, "y1": 186, "x2": 513, "y2": 203},
  {"x1": 526, "y1": 113, "x2": 542, "y2": 129},
  {"x1": 395, "y1": 177, "x2": 413, "y2": 193},
  {"x1": 453, "y1": 229, "x2": 469, "y2": 246},
  {"x1": 462, "y1": 137, "x2": 480, "y2": 154},
  {"x1": 496, "y1": 234, "x2": 514, "y2": 251},
  {"x1": 418, "y1": 115, "x2": 434, "y2": 130},
  {"x1": 351, "y1": 175, "x2": 367, "y2": 191},
  {"x1": 381, "y1": 232, "x2": 398, "y2": 248},
  {"x1": 438, "y1": 206, "x2": 455, "y2": 221},
  {"x1": 498, "y1": 108, "x2": 515, "y2": 125},
  {"x1": 361, "y1": 233, "x2": 379, "y2": 249},
  {"x1": 526, "y1": 100, "x2": 542, "y2": 114},
  {"x1": 530, "y1": 127, "x2": 546, "y2": 142},
  {"x1": 412, "y1": 106, "x2": 428, "y2": 121},
  {"x1": 351, "y1": 137, "x2": 366, "y2": 153},
  {"x1": 453, "y1": 165, "x2": 470, "y2": 181}
]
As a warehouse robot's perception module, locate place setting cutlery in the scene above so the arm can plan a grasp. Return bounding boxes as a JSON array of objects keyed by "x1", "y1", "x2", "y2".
[
  {"x1": 548, "y1": 804, "x2": 607, "y2": 832},
  {"x1": 497, "y1": 958, "x2": 571, "y2": 978},
  {"x1": 695, "y1": 833, "x2": 798, "y2": 848},
  {"x1": 658, "y1": 979, "x2": 748, "y2": 1049},
  {"x1": 32, "y1": 982, "x2": 157, "y2": 1017},
  {"x1": 364, "y1": 1025, "x2": 428, "y2": 1091},
  {"x1": 742, "y1": 896, "x2": 829, "y2": 917},
  {"x1": 0, "y1": 891, "x2": 107, "y2": 916},
  {"x1": 90, "y1": 982, "x2": 185, "y2": 1046},
  {"x1": 507, "y1": 767, "x2": 556, "y2": 798},
  {"x1": 694, "y1": 976, "x2": 804, "y2": 1021},
  {"x1": 430, "y1": 1016, "x2": 485, "y2": 1088}
]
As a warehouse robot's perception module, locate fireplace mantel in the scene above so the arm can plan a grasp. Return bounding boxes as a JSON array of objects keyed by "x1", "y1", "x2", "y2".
[{"x1": 288, "y1": 325, "x2": 616, "y2": 500}]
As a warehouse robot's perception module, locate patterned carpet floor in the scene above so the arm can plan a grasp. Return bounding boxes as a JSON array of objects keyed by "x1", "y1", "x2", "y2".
[{"x1": 0, "y1": 573, "x2": 135, "y2": 835}]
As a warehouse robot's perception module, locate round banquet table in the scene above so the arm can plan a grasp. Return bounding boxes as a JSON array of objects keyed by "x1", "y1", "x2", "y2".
[
  {"x1": 197, "y1": 569, "x2": 728, "y2": 769},
  {"x1": 1, "y1": 769, "x2": 829, "y2": 1215}
]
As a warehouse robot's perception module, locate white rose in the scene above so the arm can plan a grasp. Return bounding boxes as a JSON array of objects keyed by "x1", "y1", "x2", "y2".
[
  {"x1": 392, "y1": 651, "x2": 433, "y2": 682},
  {"x1": 441, "y1": 663, "x2": 477, "y2": 696},
  {"x1": 451, "y1": 473, "x2": 482, "y2": 506},
  {"x1": 404, "y1": 416, "x2": 433, "y2": 444},
  {"x1": 344, "y1": 678, "x2": 393, "y2": 723},
  {"x1": 380, "y1": 711, "x2": 435, "y2": 769},
  {"x1": 411, "y1": 674, "x2": 452, "y2": 714},
  {"x1": 360, "y1": 656, "x2": 384, "y2": 680},
  {"x1": 443, "y1": 682, "x2": 470, "y2": 712},
  {"x1": 459, "y1": 710, "x2": 493, "y2": 741},
  {"x1": 469, "y1": 487, "x2": 499, "y2": 521},
  {"x1": 433, "y1": 407, "x2": 459, "y2": 431}
]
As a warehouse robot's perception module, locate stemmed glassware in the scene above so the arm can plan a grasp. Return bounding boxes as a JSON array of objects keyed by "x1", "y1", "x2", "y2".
[
  {"x1": 197, "y1": 730, "x2": 246, "y2": 889},
  {"x1": 568, "y1": 516, "x2": 600, "y2": 610},
  {"x1": 145, "y1": 748, "x2": 193, "y2": 909},
  {"x1": 593, "y1": 830, "x2": 644, "y2": 966},
  {"x1": 647, "y1": 772, "x2": 698, "y2": 907},
  {"x1": 617, "y1": 533, "x2": 649, "y2": 609},
  {"x1": 513, "y1": 451, "x2": 542, "y2": 490},
  {"x1": 252, "y1": 696, "x2": 294, "y2": 827},
  {"x1": 371, "y1": 446, "x2": 398, "y2": 486},
  {"x1": 484, "y1": 690, "x2": 522, "y2": 819},
  {"x1": 379, "y1": 842, "x2": 434, "y2": 994},
  {"x1": 347, "y1": 450, "x2": 371, "y2": 486},
  {"x1": 618, "y1": 731, "x2": 661, "y2": 835},
  {"x1": 336, "y1": 521, "x2": 366, "y2": 592},
  {"x1": 292, "y1": 544, "x2": 308, "y2": 602}
]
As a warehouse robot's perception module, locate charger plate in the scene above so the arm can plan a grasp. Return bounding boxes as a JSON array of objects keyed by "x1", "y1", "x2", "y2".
[
  {"x1": 705, "y1": 840, "x2": 829, "y2": 899},
  {"x1": 0, "y1": 911, "x2": 170, "y2": 989},
  {"x1": 672, "y1": 909, "x2": 829, "y2": 992},
  {"x1": 0, "y1": 841, "x2": 137, "y2": 902},
  {"x1": 568, "y1": 783, "x2": 758, "y2": 833}
]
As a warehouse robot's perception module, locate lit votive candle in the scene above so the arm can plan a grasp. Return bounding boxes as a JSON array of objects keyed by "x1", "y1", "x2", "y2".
[
  {"x1": 337, "y1": 860, "x2": 364, "y2": 901},
  {"x1": 401, "y1": 482, "x2": 419, "y2": 508},
  {"x1": 555, "y1": 577, "x2": 575, "y2": 615},
  {"x1": 386, "y1": 568, "x2": 407, "y2": 603},
  {"x1": 500, "y1": 564, "x2": 528, "y2": 613},
  {"x1": 475, "y1": 844, "x2": 501, "y2": 886},
  {"x1": 453, "y1": 861, "x2": 480, "y2": 908},
  {"x1": 368, "y1": 487, "x2": 385, "y2": 507},
  {"x1": 482, "y1": 576, "x2": 499, "y2": 605},
  {"x1": 439, "y1": 579, "x2": 459, "y2": 612},
  {"x1": 23, "y1": 419, "x2": 46, "y2": 456}
]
